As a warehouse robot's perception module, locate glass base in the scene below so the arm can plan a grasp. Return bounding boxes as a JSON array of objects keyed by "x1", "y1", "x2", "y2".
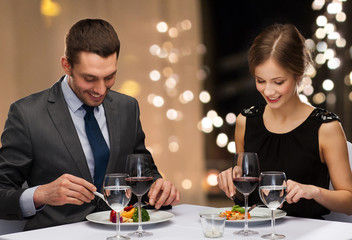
[
  {"x1": 127, "y1": 231, "x2": 153, "y2": 237},
  {"x1": 107, "y1": 234, "x2": 131, "y2": 240},
  {"x1": 234, "y1": 229, "x2": 259, "y2": 236},
  {"x1": 261, "y1": 233, "x2": 285, "y2": 239}
]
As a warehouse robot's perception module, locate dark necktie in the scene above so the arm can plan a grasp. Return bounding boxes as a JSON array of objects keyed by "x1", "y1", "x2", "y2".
[{"x1": 82, "y1": 104, "x2": 110, "y2": 191}]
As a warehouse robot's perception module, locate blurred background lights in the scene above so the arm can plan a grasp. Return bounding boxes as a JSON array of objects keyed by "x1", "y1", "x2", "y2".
[
  {"x1": 316, "y1": 41, "x2": 328, "y2": 52},
  {"x1": 322, "y1": 79, "x2": 334, "y2": 91},
  {"x1": 149, "y1": 44, "x2": 160, "y2": 55},
  {"x1": 316, "y1": 15, "x2": 328, "y2": 26},
  {"x1": 201, "y1": 117, "x2": 213, "y2": 133},
  {"x1": 303, "y1": 85, "x2": 314, "y2": 96},
  {"x1": 326, "y1": 92, "x2": 337, "y2": 105},
  {"x1": 305, "y1": 39, "x2": 316, "y2": 51},
  {"x1": 349, "y1": 92, "x2": 352, "y2": 102},
  {"x1": 152, "y1": 96, "x2": 164, "y2": 107},
  {"x1": 336, "y1": 38, "x2": 346, "y2": 48},
  {"x1": 227, "y1": 141, "x2": 236, "y2": 153},
  {"x1": 299, "y1": 94, "x2": 309, "y2": 103},
  {"x1": 324, "y1": 23, "x2": 335, "y2": 34},
  {"x1": 168, "y1": 141, "x2": 179, "y2": 153},
  {"x1": 327, "y1": 57, "x2": 340, "y2": 69},
  {"x1": 212, "y1": 116, "x2": 223, "y2": 128},
  {"x1": 225, "y1": 113, "x2": 236, "y2": 125},
  {"x1": 315, "y1": 28, "x2": 326, "y2": 39},
  {"x1": 327, "y1": 2, "x2": 342, "y2": 14},
  {"x1": 336, "y1": 12, "x2": 346, "y2": 22},
  {"x1": 156, "y1": 21, "x2": 168, "y2": 32},
  {"x1": 327, "y1": 31, "x2": 340, "y2": 40},
  {"x1": 165, "y1": 76, "x2": 177, "y2": 89},
  {"x1": 40, "y1": 0, "x2": 61, "y2": 17},
  {"x1": 166, "y1": 109, "x2": 178, "y2": 120},
  {"x1": 324, "y1": 48, "x2": 335, "y2": 60},
  {"x1": 312, "y1": 0, "x2": 325, "y2": 10},
  {"x1": 199, "y1": 91, "x2": 211, "y2": 103},
  {"x1": 216, "y1": 133, "x2": 228, "y2": 148},
  {"x1": 180, "y1": 19, "x2": 192, "y2": 30},
  {"x1": 168, "y1": 27, "x2": 179, "y2": 38},
  {"x1": 313, "y1": 92, "x2": 326, "y2": 104},
  {"x1": 206, "y1": 173, "x2": 218, "y2": 187},
  {"x1": 181, "y1": 179, "x2": 192, "y2": 190},
  {"x1": 315, "y1": 53, "x2": 326, "y2": 64},
  {"x1": 206, "y1": 110, "x2": 218, "y2": 119},
  {"x1": 149, "y1": 70, "x2": 161, "y2": 81}
]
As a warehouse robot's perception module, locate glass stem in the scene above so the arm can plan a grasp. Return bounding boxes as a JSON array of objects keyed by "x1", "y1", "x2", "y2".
[
  {"x1": 116, "y1": 212, "x2": 121, "y2": 237},
  {"x1": 271, "y1": 209, "x2": 276, "y2": 235},
  {"x1": 244, "y1": 194, "x2": 249, "y2": 233},
  {"x1": 137, "y1": 196, "x2": 143, "y2": 234}
]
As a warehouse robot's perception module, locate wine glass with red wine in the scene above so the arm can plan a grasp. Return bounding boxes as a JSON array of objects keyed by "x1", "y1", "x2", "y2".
[
  {"x1": 232, "y1": 152, "x2": 260, "y2": 236},
  {"x1": 125, "y1": 154, "x2": 154, "y2": 237}
]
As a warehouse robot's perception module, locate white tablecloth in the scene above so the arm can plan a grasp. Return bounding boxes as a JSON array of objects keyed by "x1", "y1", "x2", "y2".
[{"x1": 1, "y1": 204, "x2": 351, "y2": 240}]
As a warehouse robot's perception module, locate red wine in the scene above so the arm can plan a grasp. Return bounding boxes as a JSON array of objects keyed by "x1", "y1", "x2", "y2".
[
  {"x1": 126, "y1": 177, "x2": 153, "y2": 196},
  {"x1": 233, "y1": 177, "x2": 259, "y2": 194}
]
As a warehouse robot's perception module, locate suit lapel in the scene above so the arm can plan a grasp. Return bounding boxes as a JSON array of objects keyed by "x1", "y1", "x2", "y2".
[
  {"x1": 103, "y1": 93, "x2": 121, "y2": 173},
  {"x1": 47, "y1": 79, "x2": 93, "y2": 182}
]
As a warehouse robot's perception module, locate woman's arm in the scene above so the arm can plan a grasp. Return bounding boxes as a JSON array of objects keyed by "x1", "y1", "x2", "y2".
[{"x1": 286, "y1": 121, "x2": 352, "y2": 215}]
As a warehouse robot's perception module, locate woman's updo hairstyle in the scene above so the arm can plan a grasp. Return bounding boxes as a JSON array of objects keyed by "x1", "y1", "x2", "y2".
[{"x1": 248, "y1": 24, "x2": 312, "y2": 78}]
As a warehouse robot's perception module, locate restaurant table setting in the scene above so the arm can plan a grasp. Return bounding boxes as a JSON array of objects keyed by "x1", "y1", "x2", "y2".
[{"x1": 0, "y1": 204, "x2": 351, "y2": 240}]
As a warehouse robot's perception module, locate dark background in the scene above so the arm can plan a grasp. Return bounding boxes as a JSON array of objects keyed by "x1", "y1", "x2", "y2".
[{"x1": 200, "y1": 0, "x2": 352, "y2": 168}]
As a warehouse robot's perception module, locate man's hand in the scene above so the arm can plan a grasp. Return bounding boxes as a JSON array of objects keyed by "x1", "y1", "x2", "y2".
[
  {"x1": 33, "y1": 174, "x2": 96, "y2": 208},
  {"x1": 217, "y1": 167, "x2": 236, "y2": 199},
  {"x1": 148, "y1": 178, "x2": 180, "y2": 209}
]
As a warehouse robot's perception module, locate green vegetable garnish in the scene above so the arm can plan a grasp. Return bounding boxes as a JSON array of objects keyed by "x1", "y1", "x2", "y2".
[
  {"x1": 132, "y1": 207, "x2": 150, "y2": 222},
  {"x1": 232, "y1": 205, "x2": 245, "y2": 214}
]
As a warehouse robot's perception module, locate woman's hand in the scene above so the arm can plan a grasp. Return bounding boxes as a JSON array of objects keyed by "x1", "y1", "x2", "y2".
[
  {"x1": 285, "y1": 179, "x2": 320, "y2": 204},
  {"x1": 217, "y1": 168, "x2": 236, "y2": 198}
]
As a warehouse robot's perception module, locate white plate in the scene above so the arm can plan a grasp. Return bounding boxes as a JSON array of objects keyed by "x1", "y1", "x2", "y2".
[
  {"x1": 86, "y1": 210, "x2": 175, "y2": 226},
  {"x1": 199, "y1": 207, "x2": 286, "y2": 223}
]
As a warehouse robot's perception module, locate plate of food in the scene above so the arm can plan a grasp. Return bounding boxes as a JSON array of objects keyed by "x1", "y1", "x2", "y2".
[
  {"x1": 86, "y1": 206, "x2": 175, "y2": 226},
  {"x1": 199, "y1": 205, "x2": 286, "y2": 223}
]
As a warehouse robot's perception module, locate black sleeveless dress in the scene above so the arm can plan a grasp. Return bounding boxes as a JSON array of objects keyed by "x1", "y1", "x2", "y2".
[{"x1": 240, "y1": 105, "x2": 340, "y2": 219}]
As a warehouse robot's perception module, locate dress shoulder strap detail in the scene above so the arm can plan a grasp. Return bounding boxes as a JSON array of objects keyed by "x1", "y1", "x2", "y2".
[
  {"x1": 310, "y1": 108, "x2": 340, "y2": 123},
  {"x1": 241, "y1": 105, "x2": 264, "y2": 117}
]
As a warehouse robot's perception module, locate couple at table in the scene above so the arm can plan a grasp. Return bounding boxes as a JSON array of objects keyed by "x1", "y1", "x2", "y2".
[{"x1": 0, "y1": 19, "x2": 351, "y2": 232}]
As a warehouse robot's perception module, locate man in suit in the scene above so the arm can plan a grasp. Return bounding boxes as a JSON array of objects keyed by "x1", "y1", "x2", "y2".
[{"x1": 0, "y1": 18, "x2": 180, "y2": 230}]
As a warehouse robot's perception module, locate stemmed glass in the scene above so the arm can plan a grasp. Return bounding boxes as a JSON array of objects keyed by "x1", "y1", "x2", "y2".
[
  {"x1": 125, "y1": 154, "x2": 154, "y2": 237},
  {"x1": 232, "y1": 152, "x2": 260, "y2": 236},
  {"x1": 103, "y1": 173, "x2": 132, "y2": 240},
  {"x1": 259, "y1": 171, "x2": 287, "y2": 239}
]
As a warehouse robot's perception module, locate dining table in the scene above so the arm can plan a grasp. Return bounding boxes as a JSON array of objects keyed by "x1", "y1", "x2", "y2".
[{"x1": 0, "y1": 204, "x2": 351, "y2": 240}]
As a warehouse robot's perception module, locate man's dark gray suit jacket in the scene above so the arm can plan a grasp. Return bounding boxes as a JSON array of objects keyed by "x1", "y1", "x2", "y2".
[{"x1": 0, "y1": 77, "x2": 161, "y2": 230}]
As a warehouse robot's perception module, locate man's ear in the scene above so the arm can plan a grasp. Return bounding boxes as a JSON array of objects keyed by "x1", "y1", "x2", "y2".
[{"x1": 61, "y1": 56, "x2": 72, "y2": 75}]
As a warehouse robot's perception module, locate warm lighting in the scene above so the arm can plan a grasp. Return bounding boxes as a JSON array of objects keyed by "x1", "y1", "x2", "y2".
[
  {"x1": 117, "y1": 80, "x2": 141, "y2": 97},
  {"x1": 40, "y1": 0, "x2": 61, "y2": 17},
  {"x1": 149, "y1": 44, "x2": 160, "y2": 55},
  {"x1": 165, "y1": 76, "x2": 177, "y2": 89},
  {"x1": 201, "y1": 117, "x2": 213, "y2": 133},
  {"x1": 227, "y1": 141, "x2": 236, "y2": 153},
  {"x1": 169, "y1": 141, "x2": 179, "y2": 153},
  {"x1": 166, "y1": 109, "x2": 178, "y2": 120},
  {"x1": 315, "y1": 28, "x2": 326, "y2": 39},
  {"x1": 324, "y1": 23, "x2": 335, "y2": 34},
  {"x1": 303, "y1": 85, "x2": 314, "y2": 96},
  {"x1": 322, "y1": 79, "x2": 334, "y2": 91},
  {"x1": 179, "y1": 90, "x2": 194, "y2": 104},
  {"x1": 180, "y1": 19, "x2": 192, "y2": 31},
  {"x1": 316, "y1": 41, "x2": 327, "y2": 52},
  {"x1": 326, "y1": 93, "x2": 336, "y2": 105},
  {"x1": 327, "y1": 32, "x2": 340, "y2": 40},
  {"x1": 324, "y1": 48, "x2": 335, "y2": 60},
  {"x1": 168, "y1": 27, "x2": 179, "y2": 38},
  {"x1": 349, "y1": 92, "x2": 352, "y2": 102},
  {"x1": 336, "y1": 38, "x2": 346, "y2": 48},
  {"x1": 305, "y1": 39, "x2": 315, "y2": 51},
  {"x1": 315, "y1": 53, "x2": 326, "y2": 64},
  {"x1": 299, "y1": 94, "x2": 309, "y2": 103},
  {"x1": 206, "y1": 110, "x2": 217, "y2": 120}
]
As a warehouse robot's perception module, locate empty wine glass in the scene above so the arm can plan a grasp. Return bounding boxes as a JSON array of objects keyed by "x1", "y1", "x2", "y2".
[
  {"x1": 232, "y1": 152, "x2": 260, "y2": 236},
  {"x1": 103, "y1": 173, "x2": 132, "y2": 240},
  {"x1": 259, "y1": 171, "x2": 287, "y2": 239},
  {"x1": 125, "y1": 154, "x2": 154, "y2": 237}
]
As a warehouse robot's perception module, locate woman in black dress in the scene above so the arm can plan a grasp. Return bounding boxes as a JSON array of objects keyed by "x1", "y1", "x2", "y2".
[{"x1": 217, "y1": 24, "x2": 352, "y2": 219}]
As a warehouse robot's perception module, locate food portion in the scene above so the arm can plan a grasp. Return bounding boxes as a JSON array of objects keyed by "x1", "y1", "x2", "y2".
[
  {"x1": 109, "y1": 205, "x2": 150, "y2": 223},
  {"x1": 219, "y1": 205, "x2": 251, "y2": 220}
]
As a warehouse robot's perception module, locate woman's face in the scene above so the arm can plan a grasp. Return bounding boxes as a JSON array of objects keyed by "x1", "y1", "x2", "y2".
[{"x1": 254, "y1": 58, "x2": 300, "y2": 109}]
